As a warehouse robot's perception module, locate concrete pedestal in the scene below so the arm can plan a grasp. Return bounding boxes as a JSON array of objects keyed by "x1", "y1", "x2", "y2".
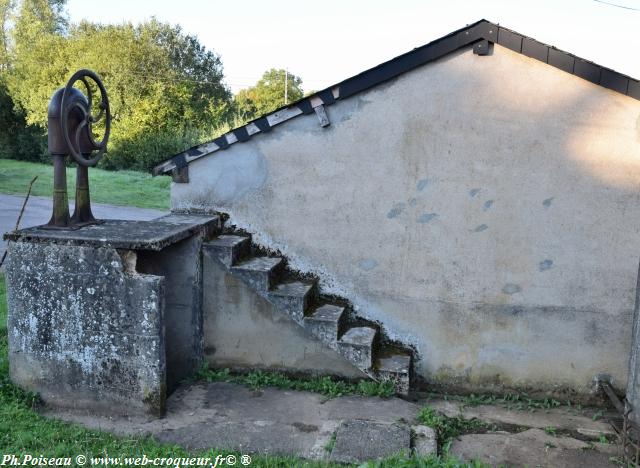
[{"x1": 3, "y1": 214, "x2": 219, "y2": 416}]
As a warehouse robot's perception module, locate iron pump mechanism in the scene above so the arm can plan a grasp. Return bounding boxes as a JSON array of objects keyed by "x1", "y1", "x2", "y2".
[{"x1": 45, "y1": 69, "x2": 111, "y2": 229}]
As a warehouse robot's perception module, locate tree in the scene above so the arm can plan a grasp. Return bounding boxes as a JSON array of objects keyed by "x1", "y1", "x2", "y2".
[
  {"x1": 234, "y1": 68, "x2": 303, "y2": 123},
  {"x1": 0, "y1": 0, "x2": 51, "y2": 162},
  {"x1": 143, "y1": 20, "x2": 230, "y2": 123},
  {"x1": 2, "y1": 5, "x2": 233, "y2": 170},
  {"x1": 0, "y1": 0, "x2": 13, "y2": 70},
  {"x1": 0, "y1": 77, "x2": 46, "y2": 161},
  {"x1": 12, "y1": 0, "x2": 66, "y2": 46}
]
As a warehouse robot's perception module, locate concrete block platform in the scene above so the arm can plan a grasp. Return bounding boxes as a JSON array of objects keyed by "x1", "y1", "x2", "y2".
[
  {"x1": 3, "y1": 213, "x2": 219, "y2": 416},
  {"x1": 4, "y1": 214, "x2": 220, "y2": 250}
]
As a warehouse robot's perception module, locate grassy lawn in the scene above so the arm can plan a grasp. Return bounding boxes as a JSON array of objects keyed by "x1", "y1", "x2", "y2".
[
  {"x1": 0, "y1": 159, "x2": 170, "y2": 210},
  {"x1": 0, "y1": 273, "x2": 484, "y2": 467}
]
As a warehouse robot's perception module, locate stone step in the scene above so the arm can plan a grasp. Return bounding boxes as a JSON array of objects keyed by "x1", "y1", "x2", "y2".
[
  {"x1": 375, "y1": 352, "x2": 411, "y2": 396},
  {"x1": 202, "y1": 228, "x2": 415, "y2": 395},
  {"x1": 267, "y1": 280, "x2": 318, "y2": 322},
  {"x1": 338, "y1": 326, "x2": 377, "y2": 370},
  {"x1": 203, "y1": 235, "x2": 251, "y2": 267},
  {"x1": 303, "y1": 304, "x2": 346, "y2": 347},
  {"x1": 231, "y1": 256, "x2": 284, "y2": 291},
  {"x1": 155, "y1": 213, "x2": 222, "y2": 238}
]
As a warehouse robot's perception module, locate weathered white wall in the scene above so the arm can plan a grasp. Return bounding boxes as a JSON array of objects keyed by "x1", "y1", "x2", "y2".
[{"x1": 172, "y1": 44, "x2": 640, "y2": 395}]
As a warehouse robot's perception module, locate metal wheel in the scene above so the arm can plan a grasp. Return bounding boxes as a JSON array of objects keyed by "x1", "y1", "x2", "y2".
[{"x1": 60, "y1": 69, "x2": 111, "y2": 167}]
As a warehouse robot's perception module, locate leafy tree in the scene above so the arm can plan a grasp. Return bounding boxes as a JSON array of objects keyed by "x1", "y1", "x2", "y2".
[
  {"x1": 12, "y1": 0, "x2": 66, "y2": 45},
  {"x1": 0, "y1": 79, "x2": 46, "y2": 161},
  {"x1": 0, "y1": 0, "x2": 53, "y2": 162},
  {"x1": 143, "y1": 20, "x2": 230, "y2": 124},
  {"x1": 234, "y1": 68, "x2": 303, "y2": 123},
  {"x1": 0, "y1": 0, "x2": 13, "y2": 70},
  {"x1": 2, "y1": 2, "x2": 233, "y2": 170}
]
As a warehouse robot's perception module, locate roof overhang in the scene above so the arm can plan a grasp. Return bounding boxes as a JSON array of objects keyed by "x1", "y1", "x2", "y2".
[{"x1": 153, "y1": 19, "x2": 640, "y2": 178}]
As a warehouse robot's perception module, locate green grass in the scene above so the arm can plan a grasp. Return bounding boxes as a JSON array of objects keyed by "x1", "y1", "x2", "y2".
[
  {"x1": 324, "y1": 432, "x2": 337, "y2": 453},
  {"x1": 599, "y1": 433, "x2": 611, "y2": 444},
  {"x1": 194, "y1": 366, "x2": 396, "y2": 399},
  {"x1": 357, "y1": 454, "x2": 488, "y2": 468},
  {"x1": 0, "y1": 273, "x2": 487, "y2": 467},
  {"x1": 460, "y1": 393, "x2": 563, "y2": 412},
  {"x1": 432, "y1": 392, "x2": 610, "y2": 422},
  {"x1": 418, "y1": 407, "x2": 491, "y2": 449},
  {"x1": 0, "y1": 159, "x2": 170, "y2": 210}
]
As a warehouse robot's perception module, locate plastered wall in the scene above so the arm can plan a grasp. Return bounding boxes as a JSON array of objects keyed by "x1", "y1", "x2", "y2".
[{"x1": 172, "y1": 44, "x2": 640, "y2": 395}]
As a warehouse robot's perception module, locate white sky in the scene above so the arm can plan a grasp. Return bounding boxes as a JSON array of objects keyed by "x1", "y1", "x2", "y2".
[{"x1": 66, "y1": 0, "x2": 640, "y2": 94}]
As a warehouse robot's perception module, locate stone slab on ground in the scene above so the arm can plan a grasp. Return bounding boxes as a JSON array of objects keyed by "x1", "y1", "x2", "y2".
[
  {"x1": 451, "y1": 428, "x2": 617, "y2": 468},
  {"x1": 428, "y1": 398, "x2": 616, "y2": 439},
  {"x1": 329, "y1": 419, "x2": 410, "y2": 463},
  {"x1": 40, "y1": 382, "x2": 621, "y2": 464},
  {"x1": 413, "y1": 425, "x2": 437, "y2": 457},
  {"x1": 42, "y1": 381, "x2": 421, "y2": 460}
]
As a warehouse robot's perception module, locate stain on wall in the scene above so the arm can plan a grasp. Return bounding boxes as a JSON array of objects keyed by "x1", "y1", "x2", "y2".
[
  {"x1": 387, "y1": 203, "x2": 406, "y2": 219},
  {"x1": 539, "y1": 259, "x2": 554, "y2": 271},
  {"x1": 502, "y1": 284, "x2": 522, "y2": 295},
  {"x1": 180, "y1": 149, "x2": 268, "y2": 205},
  {"x1": 358, "y1": 259, "x2": 379, "y2": 271},
  {"x1": 418, "y1": 213, "x2": 438, "y2": 224}
]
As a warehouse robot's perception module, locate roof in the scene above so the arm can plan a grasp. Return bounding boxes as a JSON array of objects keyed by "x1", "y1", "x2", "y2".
[{"x1": 152, "y1": 19, "x2": 640, "y2": 176}]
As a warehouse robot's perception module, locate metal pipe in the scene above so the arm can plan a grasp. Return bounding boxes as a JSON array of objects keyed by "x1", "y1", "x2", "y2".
[
  {"x1": 71, "y1": 164, "x2": 96, "y2": 225},
  {"x1": 45, "y1": 154, "x2": 70, "y2": 228}
]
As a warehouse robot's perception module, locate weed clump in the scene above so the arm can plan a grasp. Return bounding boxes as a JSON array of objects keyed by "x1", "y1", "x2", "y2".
[{"x1": 418, "y1": 407, "x2": 491, "y2": 447}]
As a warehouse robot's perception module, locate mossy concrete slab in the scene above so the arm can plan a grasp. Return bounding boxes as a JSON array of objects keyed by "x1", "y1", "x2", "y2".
[
  {"x1": 4, "y1": 214, "x2": 219, "y2": 251},
  {"x1": 428, "y1": 398, "x2": 616, "y2": 439},
  {"x1": 42, "y1": 382, "x2": 421, "y2": 460},
  {"x1": 451, "y1": 428, "x2": 616, "y2": 468},
  {"x1": 329, "y1": 419, "x2": 411, "y2": 463}
]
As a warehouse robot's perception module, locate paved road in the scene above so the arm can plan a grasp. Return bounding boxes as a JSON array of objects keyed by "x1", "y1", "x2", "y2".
[{"x1": 0, "y1": 193, "x2": 166, "y2": 252}]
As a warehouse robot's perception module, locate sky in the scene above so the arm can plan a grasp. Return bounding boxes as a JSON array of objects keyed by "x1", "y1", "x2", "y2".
[{"x1": 66, "y1": 0, "x2": 640, "y2": 94}]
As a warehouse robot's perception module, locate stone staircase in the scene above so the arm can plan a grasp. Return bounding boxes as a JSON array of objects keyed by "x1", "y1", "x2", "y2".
[{"x1": 203, "y1": 230, "x2": 414, "y2": 395}]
